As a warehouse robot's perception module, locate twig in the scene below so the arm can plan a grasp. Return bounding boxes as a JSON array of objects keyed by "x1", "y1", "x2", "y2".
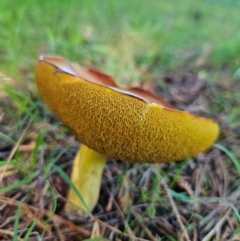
[
  {"x1": 0, "y1": 196, "x2": 91, "y2": 238},
  {"x1": 0, "y1": 229, "x2": 23, "y2": 241},
  {"x1": 53, "y1": 219, "x2": 65, "y2": 241},
  {"x1": 161, "y1": 178, "x2": 191, "y2": 241},
  {"x1": 0, "y1": 120, "x2": 32, "y2": 183},
  {"x1": 107, "y1": 188, "x2": 135, "y2": 238},
  {"x1": 96, "y1": 218, "x2": 150, "y2": 241},
  {"x1": 178, "y1": 178, "x2": 194, "y2": 198},
  {"x1": 131, "y1": 210, "x2": 158, "y2": 241},
  {"x1": 0, "y1": 165, "x2": 18, "y2": 179},
  {"x1": 217, "y1": 150, "x2": 228, "y2": 197},
  {"x1": 202, "y1": 208, "x2": 231, "y2": 241}
]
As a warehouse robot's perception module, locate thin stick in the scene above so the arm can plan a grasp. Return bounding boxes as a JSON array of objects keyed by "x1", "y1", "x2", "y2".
[
  {"x1": 0, "y1": 120, "x2": 32, "y2": 183},
  {"x1": 0, "y1": 196, "x2": 91, "y2": 237},
  {"x1": 107, "y1": 188, "x2": 135, "y2": 238},
  {"x1": 53, "y1": 219, "x2": 65, "y2": 241},
  {"x1": 96, "y1": 218, "x2": 150, "y2": 241},
  {"x1": 202, "y1": 208, "x2": 231, "y2": 241},
  {"x1": 161, "y1": 178, "x2": 191, "y2": 241},
  {"x1": 131, "y1": 210, "x2": 158, "y2": 241},
  {"x1": 0, "y1": 229, "x2": 23, "y2": 241}
]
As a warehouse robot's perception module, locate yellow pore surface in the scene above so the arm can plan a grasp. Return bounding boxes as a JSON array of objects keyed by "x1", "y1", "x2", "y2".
[{"x1": 35, "y1": 61, "x2": 219, "y2": 163}]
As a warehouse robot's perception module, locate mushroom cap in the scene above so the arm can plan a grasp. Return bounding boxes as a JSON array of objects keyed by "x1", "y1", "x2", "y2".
[{"x1": 35, "y1": 56, "x2": 219, "y2": 163}]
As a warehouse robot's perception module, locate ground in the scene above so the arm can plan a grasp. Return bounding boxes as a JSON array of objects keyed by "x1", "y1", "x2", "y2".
[{"x1": 0, "y1": 1, "x2": 240, "y2": 240}]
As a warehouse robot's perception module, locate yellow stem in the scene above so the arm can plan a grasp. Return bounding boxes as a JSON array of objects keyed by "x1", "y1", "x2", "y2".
[{"x1": 64, "y1": 145, "x2": 107, "y2": 214}]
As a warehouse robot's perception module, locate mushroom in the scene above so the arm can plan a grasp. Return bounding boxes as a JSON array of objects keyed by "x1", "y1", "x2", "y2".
[{"x1": 35, "y1": 55, "x2": 219, "y2": 214}]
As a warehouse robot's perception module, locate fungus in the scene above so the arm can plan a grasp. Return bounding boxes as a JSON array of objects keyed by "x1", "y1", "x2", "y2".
[{"x1": 35, "y1": 55, "x2": 219, "y2": 214}]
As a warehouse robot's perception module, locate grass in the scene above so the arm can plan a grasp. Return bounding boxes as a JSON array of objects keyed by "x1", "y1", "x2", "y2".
[
  {"x1": 1, "y1": 0, "x2": 240, "y2": 76},
  {"x1": 0, "y1": 0, "x2": 240, "y2": 240}
]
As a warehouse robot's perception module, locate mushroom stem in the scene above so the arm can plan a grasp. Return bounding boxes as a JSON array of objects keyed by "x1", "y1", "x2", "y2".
[{"x1": 64, "y1": 145, "x2": 107, "y2": 213}]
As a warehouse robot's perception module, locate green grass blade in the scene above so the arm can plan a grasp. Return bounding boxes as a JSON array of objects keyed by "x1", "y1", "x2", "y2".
[
  {"x1": 215, "y1": 144, "x2": 240, "y2": 174},
  {"x1": 23, "y1": 221, "x2": 38, "y2": 241},
  {"x1": 0, "y1": 170, "x2": 39, "y2": 194},
  {"x1": 53, "y1": 164, "x2": 92, "y2": 215},
  {"x1": 13, "y1": 196, "x2": 27, "y2": 241},
  {"x1": 0, "y1": 132, "x2": 15, "y2": 144}
]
